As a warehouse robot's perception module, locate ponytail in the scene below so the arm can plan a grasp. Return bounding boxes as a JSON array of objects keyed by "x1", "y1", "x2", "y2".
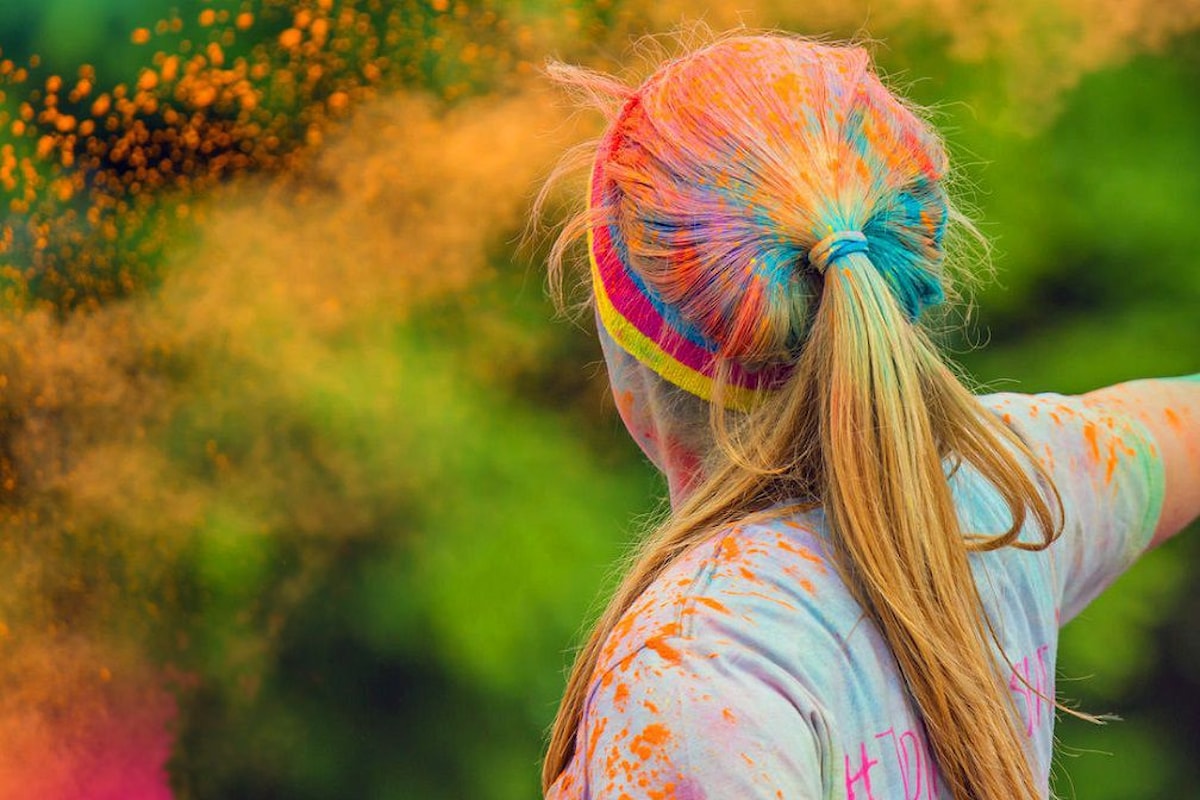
[
  {"x1": 540, "y1": 34, "x2": 1063, "y2": 799},
  {"x1": 808, "y1": 250, "x2": 1058, "y2": 798}
]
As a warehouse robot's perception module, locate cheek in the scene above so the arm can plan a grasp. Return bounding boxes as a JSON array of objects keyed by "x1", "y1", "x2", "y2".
[{"x1": 613, "y1": 386, "x2": 657, "y2": 446}]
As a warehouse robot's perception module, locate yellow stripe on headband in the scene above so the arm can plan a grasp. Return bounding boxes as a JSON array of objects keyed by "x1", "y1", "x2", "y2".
[{"x1": 587, "y1": 222, "x2": 764, "y2": 412}]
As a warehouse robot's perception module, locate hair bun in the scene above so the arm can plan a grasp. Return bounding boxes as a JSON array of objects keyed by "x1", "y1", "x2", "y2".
[{"x1": 589, "y1": 36, "x2": 951, "y2": 404}]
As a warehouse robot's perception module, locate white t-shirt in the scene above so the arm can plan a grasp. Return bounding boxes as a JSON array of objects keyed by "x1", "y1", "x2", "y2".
[{"x1": 546, "y1": 392, "x2": 1165, "y2": 799}]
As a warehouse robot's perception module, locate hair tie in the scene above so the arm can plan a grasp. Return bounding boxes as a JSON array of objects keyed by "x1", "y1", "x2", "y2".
[{"x1": 808, "y1": 230, "x2": 869, "y2": 274}]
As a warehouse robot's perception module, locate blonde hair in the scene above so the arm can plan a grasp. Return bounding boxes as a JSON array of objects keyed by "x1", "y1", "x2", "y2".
[{"x1": 539, "y1": 34, "x2": 1063, "y2": 800}]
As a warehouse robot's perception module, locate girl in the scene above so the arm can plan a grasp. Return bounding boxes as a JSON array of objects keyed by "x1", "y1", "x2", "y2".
[{"x1": 539, "y1": 35, "x2": 1200, "y2": 800}]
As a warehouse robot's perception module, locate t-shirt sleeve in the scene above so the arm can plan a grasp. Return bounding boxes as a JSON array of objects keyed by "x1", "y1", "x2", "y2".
[
  {"x1": 983, "y1": 392, "x2": 1167, "y2": 624},
  {"x1": 574, "y1": 640, "x2": 826, "y2": 799}
]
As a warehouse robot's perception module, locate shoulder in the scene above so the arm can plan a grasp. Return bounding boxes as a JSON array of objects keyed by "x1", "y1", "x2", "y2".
[
  {"x1": 979, "y1": 389, "x2": 1162, "y2": 505},
  {"x1": 572, "y1": 510, "x2": 840, "y2": 799},
  {"x1": 589, "y1": 507, "x2": 855, "y2": 692},
  {"x1": 975, "y1": 389, "x2": 1165, "y2": 622},
  {"x1": 980, "y1": 389, "x2": 1155, "y2": 465}
]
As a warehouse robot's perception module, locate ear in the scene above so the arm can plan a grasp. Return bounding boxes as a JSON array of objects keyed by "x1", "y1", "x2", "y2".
[{"x1": 596, "y1": 320, "x2": 668, "y2": 473}]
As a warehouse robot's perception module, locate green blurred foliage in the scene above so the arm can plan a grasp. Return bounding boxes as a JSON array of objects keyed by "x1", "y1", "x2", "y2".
[{"x1": 0, "y1": 1, "x2": 1195, "y2": 798}]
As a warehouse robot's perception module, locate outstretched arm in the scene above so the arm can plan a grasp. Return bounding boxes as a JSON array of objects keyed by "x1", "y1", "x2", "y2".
[
  {"x1": 984, "y1": 376, "x2": 1198, "y2": 622},
  {"x1": 1082, "y1": 374, "x2": 1200, "y2": 547}
]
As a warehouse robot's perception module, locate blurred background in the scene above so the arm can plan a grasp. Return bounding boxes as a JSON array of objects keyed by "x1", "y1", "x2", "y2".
[{"x1": 0, "y1": 0, "x2": 1195, "y2": 798}]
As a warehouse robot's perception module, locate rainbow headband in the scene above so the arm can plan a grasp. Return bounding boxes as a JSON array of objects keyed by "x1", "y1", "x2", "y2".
[{"x1": 587, "y1": 109, "x2": 792, "y2": 411}]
